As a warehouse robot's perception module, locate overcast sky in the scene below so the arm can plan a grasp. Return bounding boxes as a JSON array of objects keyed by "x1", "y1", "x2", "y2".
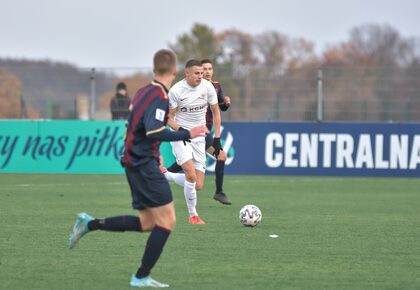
[{"x1": 1, "y1": 0, "x2": 419, "y2": 68}]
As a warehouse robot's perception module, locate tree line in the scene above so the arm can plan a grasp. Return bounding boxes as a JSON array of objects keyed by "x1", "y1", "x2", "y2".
[
  {"x1": 0, "y1": 23, "x2": 419, "y2": 121},
  {"x1": 169, "y1": 23, "x2": 420, "y2": 121}
]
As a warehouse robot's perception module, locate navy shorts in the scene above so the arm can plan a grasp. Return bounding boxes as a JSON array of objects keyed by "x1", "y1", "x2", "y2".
[{"x1": 125, "y1": 158, "x2": 173, "y2": 210}]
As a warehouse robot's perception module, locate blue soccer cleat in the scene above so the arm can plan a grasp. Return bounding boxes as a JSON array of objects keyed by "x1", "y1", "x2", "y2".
[
  {"x1": 68, "y1": 212, "x2": 94, "y2": 249},
  {"x1": 130, "y1": 275, "x2": 169, "y2": 288}
]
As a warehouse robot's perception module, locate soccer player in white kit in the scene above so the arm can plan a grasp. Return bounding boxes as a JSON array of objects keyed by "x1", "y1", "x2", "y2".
[{"x1": 167, "y1": 59, "x2": 222, "y2": 224}]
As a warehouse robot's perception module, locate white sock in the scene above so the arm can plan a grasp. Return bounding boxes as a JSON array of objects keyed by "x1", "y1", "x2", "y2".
[
  {"x1": 184, "y1": 180, "x2": 197, "y2": 216},
  {"x1": 164, "y1": 171, "x2": 185, "y2": 187}
]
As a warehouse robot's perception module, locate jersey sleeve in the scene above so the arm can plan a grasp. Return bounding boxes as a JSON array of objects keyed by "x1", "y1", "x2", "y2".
[
  {"x1": 168, "y1": 89, "x2": 178, "y2": 109},
  {"x1": 144, "y1": 97, "x2": 169, "y2": 136},
  {"x1": 207, "y1": 82, "x2": 218, "y2": 106},
  {"x1": 216, "y1": 83, "x2": 225, "y2": 103},
  {"x1": 216, "y1": 83, "x2": 230, "y2": 111}
]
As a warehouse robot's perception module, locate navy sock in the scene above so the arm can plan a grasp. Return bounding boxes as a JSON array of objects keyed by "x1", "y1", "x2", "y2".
[
  {"x1": 215, "y1": 160, "x2": 225, "y2": 194},
  {"x1": 167, "y1": 162, "x2": 182, "y2": 173},
  {"x1": 88, "y1": 215, "x2": 142, "y2": 232},
  {"x1": 136, "y1": 226, "x2": 171, "y2": 278}
]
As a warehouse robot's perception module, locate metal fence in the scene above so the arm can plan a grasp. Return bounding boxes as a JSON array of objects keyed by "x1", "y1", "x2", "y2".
[{"x1": 1, "y1": 64, "x2": 419, "y2": 122}]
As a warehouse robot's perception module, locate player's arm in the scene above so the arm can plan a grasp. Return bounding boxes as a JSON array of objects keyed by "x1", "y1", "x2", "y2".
[
  {"x1": 149, "y1": 126, "x2": 208, "y2": 141},
  {"x1": 217, "y1": 84, "x2": 230, "y2": 112},
  {"x1": 210, "y1": 103, "x2": 221, "y2": 138},
  {"x1": 210, "y1": 102, "x2": 223, "y2": 157},
  {"x1": 145, "y1": 99, "x2": 206, "y2": 141},
  {"x1": 167, "y1": 108, "x2": 181, "y2": 131},
  {"x1": 208, "y1": 82, "x2": 223, "y2": 157},
  {"x1": 147, "y1": 126, "x2": 189, "y2": 141},
  {"x1": 167, "y1": 89, "x2": 184, "y2": 132}
]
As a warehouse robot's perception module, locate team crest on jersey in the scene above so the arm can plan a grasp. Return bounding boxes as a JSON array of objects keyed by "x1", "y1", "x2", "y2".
[{"x1": 199, "y1": 92, "x2": 207, "y2": 100}]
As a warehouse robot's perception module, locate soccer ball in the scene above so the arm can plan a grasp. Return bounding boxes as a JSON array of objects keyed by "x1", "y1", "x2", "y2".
[{"x1": 239, "y1": 205, "x2": 262, "y2": 227}]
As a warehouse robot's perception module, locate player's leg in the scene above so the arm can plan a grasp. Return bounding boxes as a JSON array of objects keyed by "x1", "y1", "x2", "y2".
[
  {"x1": 206, "y1": 136, "x2": 232, "y2": 205},
  {"x1": 130, "y1": 162, "x2": 174, "y2": 288},
  {"x1": 213, "y1": 149, "x2": 232, "y2": 205},
  {"x1": 184, "y1": 139, "x2": 207, "y2": 224},
  {"x1": 160, "y1": 157, "x2": 185, "y2": 187},
  {"x1": 85, "y1": 211, "x2": 153, "y2": 233},
  {"x1": 172, "y1": 140, "x2": 202, "y2": 222},
  {"x1": 187, "y1": 169, "x2": 205, "y2": 225},
  {"x1": 181, "y1": 159, "x2": 206, "y2": 224},
  {"x1": 181, "y1": 159, "x2": 201, "y2": 222},
  {"x1": 195, "y1": 169, "x2": 205, "y2": 191},
  {"x1": 161, "y1": 167, "x2": 185, "y2": 187},
  {"x1": 131, "y1": 203, "x2": 175, "y2": 288},
  {"x1": 166, "y1": 162, "x2": 183, "y2": 173},
  {"x1": 68, "y1": 168, "x2": 153, "y2": 249}
]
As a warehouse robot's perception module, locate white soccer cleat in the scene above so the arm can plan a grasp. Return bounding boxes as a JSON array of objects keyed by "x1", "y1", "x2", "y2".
[
  {"x1": 130, "y1": 275, "x2": 169, "y2": 288},
  {"x1": 68, "y1": 212, "x2": 94, "y2": 249}
]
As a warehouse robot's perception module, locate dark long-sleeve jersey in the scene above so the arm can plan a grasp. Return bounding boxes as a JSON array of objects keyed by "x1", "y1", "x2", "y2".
[
  {"x1": 121, "y1": 80, "x2": 189, "y2": 169},
  {"x1": 205, "y1": 81, "x2": 230, "y2": 130}
]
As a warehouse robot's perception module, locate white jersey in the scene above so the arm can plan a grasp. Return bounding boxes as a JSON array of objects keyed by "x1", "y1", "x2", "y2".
[{"x1": 169, "y1": 78, "x2": 218, "y2": 130}]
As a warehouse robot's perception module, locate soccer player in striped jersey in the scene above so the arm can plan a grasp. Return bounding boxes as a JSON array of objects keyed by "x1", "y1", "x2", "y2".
[
  {"x1": 201, "y1": 59, "x2": 232, "y2": 205},
  {"x1": 68, "y1": 49, "x2": 208, "y2": 288}
]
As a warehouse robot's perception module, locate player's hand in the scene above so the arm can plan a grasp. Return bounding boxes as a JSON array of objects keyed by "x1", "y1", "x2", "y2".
[
  {"x1": 178, "y1": 127, "x2": 191, "y2": 145},
  {"x1": 224, "y1": 96, "x2": 231, "y2": 106},
  {"x1": 189, "y1": 126, "x2": 209, "y2": 139},
  {"x1": 212, "y1": 137, "x2": 222, "y2": 158}
]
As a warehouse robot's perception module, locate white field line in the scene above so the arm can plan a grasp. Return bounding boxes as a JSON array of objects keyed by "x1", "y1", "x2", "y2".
[
  {"x1": 13, "y1": 182, "x2": 126, "y2": 187},
  {"x1": 8, "y1": 177, "x2": 356, "y2": 188},
  {"x1": 229, "y1": 177, "x2": 355, "y2": 183}
]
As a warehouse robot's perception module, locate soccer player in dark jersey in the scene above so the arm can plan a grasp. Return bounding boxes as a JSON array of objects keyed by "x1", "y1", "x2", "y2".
[
  {"x1": 68, "y1": 49, "x2": 208, "y2": 288},
  {"x1": 166, "y1": 59, "x2": 232, "y2": 205},
  {"x1": 201, "y1": 59, "x2": 232, "y2": 205}
]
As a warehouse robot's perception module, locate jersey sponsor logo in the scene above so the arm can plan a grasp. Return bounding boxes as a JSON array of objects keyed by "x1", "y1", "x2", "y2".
[
  {"x1": 180, "y1": 104, "x2": 208, "y2": 113},
  {"x1": 155, "y1": 109, "x2": 166, "y2": 122}
]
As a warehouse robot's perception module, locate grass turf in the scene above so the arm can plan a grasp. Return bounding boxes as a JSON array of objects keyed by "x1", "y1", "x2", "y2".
[{"x1": 0, "y1": 174, "x2": 419, "y2": 290}]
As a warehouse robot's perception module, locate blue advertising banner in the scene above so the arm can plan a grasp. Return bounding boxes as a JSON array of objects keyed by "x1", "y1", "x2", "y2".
[
  {"x1": 208, "y1": 122, "x2": 420, "y2": 177},
  {"x1": 1, "y1": 120, "x2": 419, "y2": 177}
]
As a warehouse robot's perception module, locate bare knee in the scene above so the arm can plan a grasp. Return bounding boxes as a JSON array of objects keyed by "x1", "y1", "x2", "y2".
[
  {"x1": 138, "y1": 212, "x2": 155, "y2": 232},
  {"x1": 195, "y1": 171, "x2": 205, "y2": 191},
  {"x1": 158, "y1": 211, "x2": 176, "y2": 230},
  {"x1": 217, "y1": 150, "x2": 227, "y2": 162},
  {"x1": 182, "y1": 163, "x2": 196, "y2": 183},
  {"x1": 151, "y1": 204, "x2": 176, "y2": 231},
  {"x1": 166, "y1": 214, "x2": 176, "y2": 230},
  {"x1": 195, "y1": 182, "x2": 204, "y2": 191},
  {"x1": 185, "y1": 171, "x2": 196, "y2": 183}
]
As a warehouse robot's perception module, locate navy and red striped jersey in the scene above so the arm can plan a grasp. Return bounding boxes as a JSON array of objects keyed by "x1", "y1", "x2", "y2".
[
  {"x1": 122, "y1": 80, "x2": 169, "y2": 169},
  {"x1": 206, "y1": 81, "x2": 229, "y2": 130}
]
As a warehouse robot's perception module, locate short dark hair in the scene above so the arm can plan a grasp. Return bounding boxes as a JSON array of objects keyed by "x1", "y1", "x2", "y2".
[
  {"x1": 201, "y1": 59, "x2": 213, "y2": 65},
  {"x1": 153, "y1": 49, "x2": 177, "y2": 75},
  {"x1": 185, "y1": 59, "x2": 202, "y2": 69}
]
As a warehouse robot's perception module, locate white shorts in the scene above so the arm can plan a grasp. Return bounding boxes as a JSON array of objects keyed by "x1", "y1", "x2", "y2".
[{"x1": 171, "y1": 137, "x2": 206, "y2": 172}]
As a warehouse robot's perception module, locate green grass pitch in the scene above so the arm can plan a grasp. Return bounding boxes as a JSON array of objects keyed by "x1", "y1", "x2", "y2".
[{"x1": 1, "y1": 174, "x2": 419, "y2": 290}]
